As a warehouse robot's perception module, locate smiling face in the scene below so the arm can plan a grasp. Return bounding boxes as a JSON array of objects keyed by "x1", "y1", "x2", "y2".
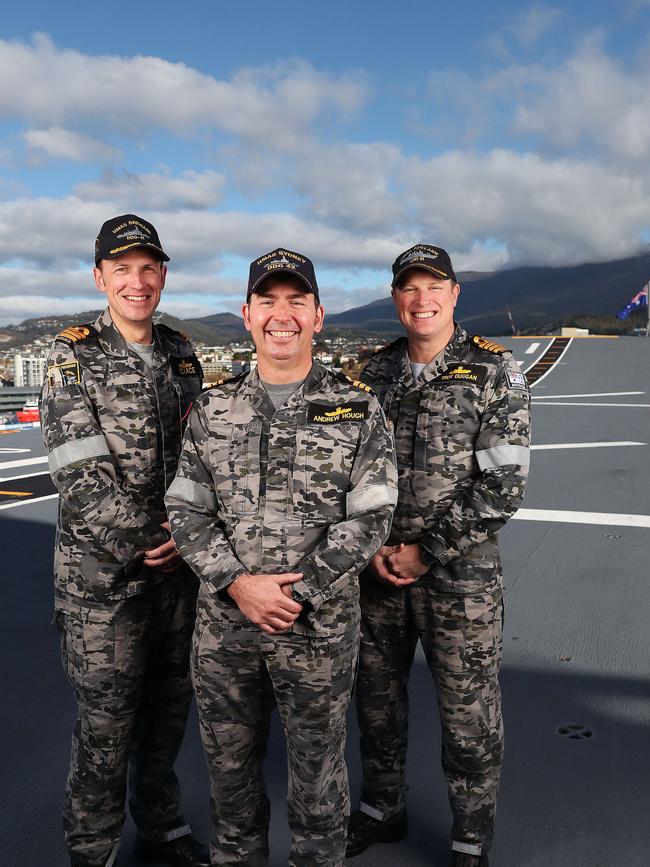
[
  {"x1": 93, "y1": 248, "x2": 166, "y2": 342},
  {"x1": 392, "y1": 267, "x2": 460, "y2": 360},
  {"x1": 242, "y1": 276, "x2": 324, "y2": 382}
]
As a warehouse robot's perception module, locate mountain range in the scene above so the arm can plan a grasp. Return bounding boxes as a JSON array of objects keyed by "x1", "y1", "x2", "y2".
[{"x1": 2, "y1": 251, "x2": 649, "y2": 346}]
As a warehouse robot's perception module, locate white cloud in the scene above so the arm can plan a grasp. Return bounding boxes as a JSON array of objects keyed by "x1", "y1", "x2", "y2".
[
  {"x1": 511, "y1": 5, "x2": 562, "y2": 46},
  {"x1": 0, "y1": 34, "x2": 367, "y2": 152},
  {"x1": 401, "y1": 148, "x2": 650, "y2": 265},
  {"x1": 22, "y1": 126, "x2": 121, "y2": 164},
  {"x1": 511, "y1": 36, "x2": 650, "y2": 161},
  {"x1": 74, "y1": 169, "x2": 226, "y2": 210}
]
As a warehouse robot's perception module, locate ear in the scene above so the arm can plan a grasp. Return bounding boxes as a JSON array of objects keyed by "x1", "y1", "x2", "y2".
[
  {"x1": 160, "y1": 264, "x2": 167, "y2": 291},
  {"x1": 313, "y1": 304, "x2": 325, "y2": 334},
  {"x1": 242, "y1": 302, "x2": 252, "y2": 332},
  {"x1": 93, "y1": 266, "x2": 106, "y2": 294},
  {"x1": 452, "y1": 282, "x2": 460, "y2": 308}
]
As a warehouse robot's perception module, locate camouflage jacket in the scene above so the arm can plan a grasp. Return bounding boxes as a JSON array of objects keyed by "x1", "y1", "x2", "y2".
[
  {"x1": 40, "y1": 308, "x2": 203, "y2": 606},
  {"x1": 362, "y1": 326, "x2": 530, "y2": 594},
  {"x1": 165, "y1": 362, "x2": 398, "y2": 635}
]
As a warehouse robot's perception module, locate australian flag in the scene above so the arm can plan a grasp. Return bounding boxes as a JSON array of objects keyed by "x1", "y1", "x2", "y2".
[{"x1": 617, "y1": 283, "x2": 649, "y2": 319}]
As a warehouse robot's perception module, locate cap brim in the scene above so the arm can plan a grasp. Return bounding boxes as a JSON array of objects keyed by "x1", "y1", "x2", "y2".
[
  {"x1": 391, "y1": 263, "x2": 451, "y2": 287},
  {"x1": 248, "y1": 269, "x2": 315, "y2": 297},
  {"x1": 98, "y1": 242, "x2": 170, "y2": 264}
]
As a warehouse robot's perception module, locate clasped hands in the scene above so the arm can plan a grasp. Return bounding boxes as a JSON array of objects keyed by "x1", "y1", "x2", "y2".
[{"x1": 369, "y1": 542, "x2": 429, "y2": 587}]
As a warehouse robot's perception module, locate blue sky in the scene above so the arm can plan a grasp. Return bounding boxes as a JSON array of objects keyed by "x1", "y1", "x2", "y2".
[{"x1": 1, "y1": 0, "x2": 650, "y2": 323}]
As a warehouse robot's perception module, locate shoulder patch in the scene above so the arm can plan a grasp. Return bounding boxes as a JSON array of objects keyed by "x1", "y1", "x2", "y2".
[
  {"x1": 47, "y1": 360, "x2": 81, "y2": 387},
  {"x1": 336, "y1": 372, "x2": 374, "y2": 394},
  {"x1": 472, "y1": 335, "x2": 508, "y2": 355},
  {"x1": 55, "y1": 325, "x2": 95, "y2": 346}
]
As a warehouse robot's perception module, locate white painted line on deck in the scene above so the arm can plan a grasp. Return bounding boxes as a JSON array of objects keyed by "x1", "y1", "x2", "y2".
[
  {"x1": 513, "y1": 508, "x2": 650, "y2": 528},
  {"x1": 0, "y1": 470, "x2": 51, "y2": 483},
  {"x1": 534, "y1": 401, "x2": 650, "y2": 408},
  {"x1": 531, "y1": 441, "x2": 646, "y2": 450},
  {"x1": 0, "y1": 455, "x2": 48, "y2": 470},
  {"x1": 0, "y1": 493, "x2": 58, "y2": 512},
  {"x1": 525, "y1": 342, "x2": 540, "y2": 354},
  {"x1": 533, "y1": 391, "x2": 644, "y2": 400},
  {"x1": 0, "y1": 447, "x2": 31, "y2": 455}
]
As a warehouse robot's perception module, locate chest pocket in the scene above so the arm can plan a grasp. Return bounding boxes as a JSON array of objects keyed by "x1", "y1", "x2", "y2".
[
  {"x1": 209, "y1": 420, "x2": 262, "y2": 515},
  {"x1": 415, "y1": 386, "x2": 482, "y2": 472},
  {"x1": 292, "y1": 423, "x2": 359, "y2": 523},
  {"x1": 90, "y1": 380, "x2": 156, "y2": 472}
]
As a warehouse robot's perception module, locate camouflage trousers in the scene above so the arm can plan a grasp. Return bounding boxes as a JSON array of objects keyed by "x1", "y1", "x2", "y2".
[
  {"x1": 192, "y1": 613, "x2": 359, "y2": 866},
  {"x1": 355, "y1": 576, "x2": 503, "y2": 846},
  {"x1": 55, "y1": 568, "x2": 198, "y2": 865}
]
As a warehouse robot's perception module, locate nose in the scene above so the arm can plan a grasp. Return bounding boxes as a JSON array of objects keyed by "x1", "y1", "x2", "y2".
[{"x1": 128, "y1": 270, "x2": 146, "y2": 289}]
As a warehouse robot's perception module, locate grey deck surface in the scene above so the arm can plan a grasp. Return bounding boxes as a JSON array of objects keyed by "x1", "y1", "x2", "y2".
[{"x1": 1, "y1": 335, "x2": 649, "y2": 866}]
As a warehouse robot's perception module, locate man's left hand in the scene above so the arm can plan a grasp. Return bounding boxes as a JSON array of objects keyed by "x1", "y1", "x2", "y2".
[
  {"x1": 385, "y1": 543, "x2": 429, "y2": 581},
  {"x1": 144, "y1": 521, "x2": 183, "y2": 571}
]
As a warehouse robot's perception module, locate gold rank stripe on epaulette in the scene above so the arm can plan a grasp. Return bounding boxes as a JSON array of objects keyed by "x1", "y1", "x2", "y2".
[
  {"x1": 472, "y1": 335, "x2": 508, "y2": 355},
  {"x1": 345, "y1": 375, "x2": 374, "y2": 394},
  {"x1": 56, "y1": 325, "x2": 93, "y2": 344}
]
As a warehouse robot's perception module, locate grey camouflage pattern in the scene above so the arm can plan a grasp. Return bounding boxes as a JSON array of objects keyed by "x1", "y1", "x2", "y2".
[
  {"x1": 193, "y1": 592, "x2": 359, "y2": 865},
  {"x1": 355, "y1": 325, "x2": 530, "y2": 846},
  {"x1": 363, "y1": 327, "x2": 530, "y2": 594},
  {"x1": 357, "y1": 580, "x2": 503, "y2": 845},
  {"x1": 166, "y1": 361, "x2": 397, "y2": 636},
  {"x1": 167, "y1": 361, "x2": 397, "y2": 863},
  {"x1": 56, "y1": 572, "x2": 197, "y2": 863},
  {"x1": 40, "y1": 308, "x2": 203, "y2": 863},
  {"x1": 40, "y1": 308, "x2": 203, "y2": 605}
]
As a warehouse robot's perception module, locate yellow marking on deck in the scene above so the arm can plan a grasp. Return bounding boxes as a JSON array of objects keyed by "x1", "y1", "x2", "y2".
[{"x1": 0, "y1": 490, "x2": 32, "y2": 496}]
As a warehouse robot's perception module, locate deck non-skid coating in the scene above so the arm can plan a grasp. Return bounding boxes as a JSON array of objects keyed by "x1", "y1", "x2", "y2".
[{"x1": 1, "y1": 337, "x2": 649, "y2": 866}]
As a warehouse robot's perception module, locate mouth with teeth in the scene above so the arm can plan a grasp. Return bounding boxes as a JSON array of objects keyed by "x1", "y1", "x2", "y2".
[
  {"x1": 123, "y1": 295, "x2": 150, "y2": 302},
  {"x1": 412, "y1": 311, "x2": 436, "y2": 319},
  {"x1": 267, "y1": 329, "x2": 298, "y2": 338}
]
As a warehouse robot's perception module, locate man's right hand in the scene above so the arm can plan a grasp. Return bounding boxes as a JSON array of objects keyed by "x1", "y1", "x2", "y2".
[
  {"x1": 227, "y1": 572, "x2": 304, "y2": 634},
  {"x1": 368, "y1": 545, "x2": 419, "y2": 588}
]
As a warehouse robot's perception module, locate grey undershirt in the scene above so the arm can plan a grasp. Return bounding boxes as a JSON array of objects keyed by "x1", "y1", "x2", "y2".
[
  {"x1": 409, "y1": 361, "x2": 427, "y2": 381},
  {"x1": 260, "y1": 378, "x2": 306, "y2": 410},
  {"x1": 127, "y1": 341, "x2": 155, "y2": 369}
]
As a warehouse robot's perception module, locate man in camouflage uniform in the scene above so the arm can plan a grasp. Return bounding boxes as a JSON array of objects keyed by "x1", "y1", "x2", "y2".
[
  {"x1": 40, "y1": 215, "x2": 209, "y2": 867},
  {"x1": 347, "y1": 244, "x2": 530, "y2": 867},
  {"x1": 165, "y1": 248, "x2": 397, "y2": 866}
]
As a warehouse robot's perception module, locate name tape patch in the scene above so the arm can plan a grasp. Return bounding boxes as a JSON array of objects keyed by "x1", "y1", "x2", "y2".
[
  {"x1": 171, "y1": 355, "x2": 200, "y2": 378},
  {"x1": 307, "y1": 401, "x2": 369, "y2": 424},
  {"x1": 433, "y1": 364, "x2": 487, "y2": 387}
]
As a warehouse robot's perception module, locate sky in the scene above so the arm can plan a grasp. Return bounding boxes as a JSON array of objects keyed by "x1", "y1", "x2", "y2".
[{"x1": 1, "y1": 0, "x2": 650, "y2": 324}]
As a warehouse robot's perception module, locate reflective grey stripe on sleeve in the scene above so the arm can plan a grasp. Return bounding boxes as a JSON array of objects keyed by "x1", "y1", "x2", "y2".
[
  {"x1": 166, "y1": 475, "x2": 218, "y2": 512},
  {"x1": 48, "y1": 434, "x2": 111, "y2": 474},
  {"x1": 346, "y1": 483, "x2": 399, "y2": 518},
  {"x1": 476, "y1": 444, "x2": 530, "y2": 470}
]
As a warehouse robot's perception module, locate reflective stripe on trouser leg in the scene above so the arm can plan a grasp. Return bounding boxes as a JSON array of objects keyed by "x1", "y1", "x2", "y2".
[
  {"x1": 417, "y1": 586, "x2": 504, "y2": 846},
  {"x1": 356, "y1": 580, "x2": 418, "y2": 818}
]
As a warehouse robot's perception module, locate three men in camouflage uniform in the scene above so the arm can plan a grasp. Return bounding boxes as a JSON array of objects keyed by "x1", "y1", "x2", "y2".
[
  {"x1": 165, "y1": 248, "x2": 397, "y2": 866},
  {"x1": 347, "y1": 245, "x2": 531, "y2": 867},
  {"x1": 40, "y1": 215, "x2": 209, "y2": 867}
]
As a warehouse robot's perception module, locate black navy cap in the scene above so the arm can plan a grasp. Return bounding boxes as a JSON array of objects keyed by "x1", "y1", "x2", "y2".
[
  {"x1": 94, "y1": 214, "x2": 170, "y2": 266},
  {"x1": 247, "y1": 248, "x2": 319, "y2": 303},
  {"x1": 391, "y1": 244, "x2": 457, "y2": 287}
]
